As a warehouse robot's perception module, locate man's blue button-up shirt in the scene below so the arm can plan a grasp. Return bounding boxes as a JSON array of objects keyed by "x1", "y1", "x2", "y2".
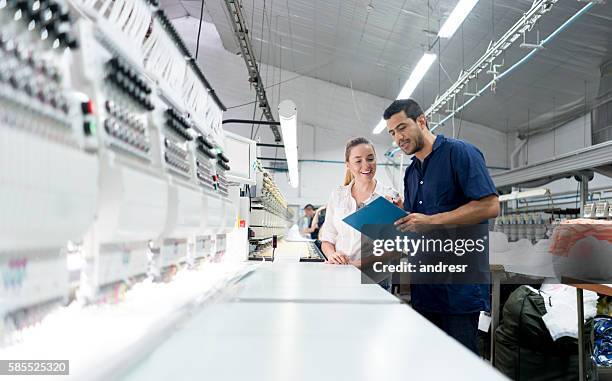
[{"x1": 403, "y1": 134, "x2": 497, "y2": 314}]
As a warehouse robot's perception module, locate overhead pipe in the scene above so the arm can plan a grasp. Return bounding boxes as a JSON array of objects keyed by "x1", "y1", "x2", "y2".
[
  {"x1": 510, "y1": 139, "x2": 528, "y2": 169},
  {"x1": 257, "y1": 143, "x2": 285, "y2": 148},
  {"x1": 593, "y1": 59, "x2": 612, "y2": 144},
  {"x1": 432, "y1": 2, "x2": 595, "y2": 131},
  {"x1": 222, "y1": 119, "x2": 280, "y2": 126}
]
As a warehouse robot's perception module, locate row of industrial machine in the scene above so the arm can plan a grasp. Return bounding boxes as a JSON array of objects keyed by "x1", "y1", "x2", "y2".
[
  {"x1": 494, "y1": 212, "x2": 552, "y2": 242},
  {"x1": 248, "y1": 162, "x2": 294, "y2": 259},
  {"x1": 0, "y1": 0, "x2": 293, "y2": 344},
  {"x1": 493, "y1": 200, "x2": 610, "y2": 243}
]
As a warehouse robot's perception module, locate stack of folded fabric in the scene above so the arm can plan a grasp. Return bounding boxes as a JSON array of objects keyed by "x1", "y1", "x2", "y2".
[
  {"x1": 549, "y1": 219, "x2": 612, "y2": 257},
  {"x1": 548, "y1": 219, "x2": 612, "y2": 282}
]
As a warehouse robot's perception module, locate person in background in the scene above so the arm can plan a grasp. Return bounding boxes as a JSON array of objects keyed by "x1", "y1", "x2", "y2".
[
  {"x1": 302, "y1": 204, "x2": 326, "y2": 250},
  {"x1": 319, "y1": 137, "x2": 399, "y2": 290},
  {"x1": 313, "y1": 206, "x2": 326, "y2": 231},
  {"x1": 302, "y1": 204, "x2": 322, "y2": 240},
  {"x1": 383, "y1": 98, "x2": 499, "y2": 354}
]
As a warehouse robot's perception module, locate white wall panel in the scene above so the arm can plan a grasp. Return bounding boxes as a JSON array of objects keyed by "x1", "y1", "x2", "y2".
[
  {"x1": 517, "y1": 115, "x2": 592, "y2": 166},
  {"x1": 433, "y1": 119, "x2": 509, "y2": 169},
  {"x1": 507, "y1": 114, "x2": 612, "y2": 198}
]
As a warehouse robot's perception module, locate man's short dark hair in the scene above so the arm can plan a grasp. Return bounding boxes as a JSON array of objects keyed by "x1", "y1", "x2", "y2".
[
  {"x1": 383, "y1": 99, "x2": 426, "y2": 126},
  {"x1": 303, "y1": 204, "x2": 314, "y2": 210}
]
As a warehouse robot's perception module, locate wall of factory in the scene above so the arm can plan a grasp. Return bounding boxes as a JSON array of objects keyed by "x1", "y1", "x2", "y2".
[
  {"x1": 171, "y1": 17, "x2": 509, "y2": 209},
  {"x1": 433, "y1": 119, "x2": 509, "y2": 171},
  {"x1": 513, "y1": 114, "x2": 592, "y2": 167},
  {"x1": 507, "y1": 113, "x2": 612, "y2": 207}
]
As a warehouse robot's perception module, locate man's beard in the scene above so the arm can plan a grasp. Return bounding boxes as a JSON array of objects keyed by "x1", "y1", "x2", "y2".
[{"x1": 401, "y1": 130, "x2": 424, "y2": 155}]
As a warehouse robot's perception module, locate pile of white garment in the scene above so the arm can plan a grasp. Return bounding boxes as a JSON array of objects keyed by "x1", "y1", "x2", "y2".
[
  {"x1": 489, "y1": 226, "x2": 612, "y2": 281},
  {"x1": 489, "y1": 231, "x2": 556, "y2": 277},
  {"x1": 539, "y1": 281, "x2": 599, "y2": 340},
  {"x1": 284, "y1": 224, "x2": 314, "y2": 242}
]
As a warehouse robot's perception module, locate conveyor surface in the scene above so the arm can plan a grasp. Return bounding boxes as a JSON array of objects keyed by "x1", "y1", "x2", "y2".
[
  {"x1": 234, "y1": 262, "x2": 399, "y2": 303},
  {"x1": 120, "y1": 262, "x2": 507, "y2": 381}
]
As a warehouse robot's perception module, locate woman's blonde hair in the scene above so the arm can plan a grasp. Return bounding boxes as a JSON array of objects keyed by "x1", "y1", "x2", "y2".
[{"x1": 343, "y1": 137, "x2": 376, "y2": 186}]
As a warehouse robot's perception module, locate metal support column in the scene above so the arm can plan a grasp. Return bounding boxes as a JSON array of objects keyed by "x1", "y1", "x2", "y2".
[
  {"x1": 577, "y1": 288, "x2": 585, "y2": 381},
  {"x1": 579, "y1": 173, "x2": 590, "y2": 216},
  {"x1": 490, "y1": 268, "x2": 503, "y2": 364}
]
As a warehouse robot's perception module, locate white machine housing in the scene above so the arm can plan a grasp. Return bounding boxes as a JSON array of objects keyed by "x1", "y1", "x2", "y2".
[
  {"x1": 72, "y1": 21, "x2": 168, "y2": 302},
  {"x1": 0, "y1": 3, "x2": 98, "y2": 329}
]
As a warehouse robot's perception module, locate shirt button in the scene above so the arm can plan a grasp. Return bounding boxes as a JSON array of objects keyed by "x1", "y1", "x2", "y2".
[
  {"x1": 419, "y1": 181, "x2": 424, "y2": 185},
  {"x1": 419, "y1": 201, "x2": 423, "y2": 204}
]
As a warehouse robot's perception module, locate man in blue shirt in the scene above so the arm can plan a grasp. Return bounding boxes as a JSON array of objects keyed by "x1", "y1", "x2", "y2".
[{"x1": 383, "y1": 99, "x2": 499, "y2": 354}]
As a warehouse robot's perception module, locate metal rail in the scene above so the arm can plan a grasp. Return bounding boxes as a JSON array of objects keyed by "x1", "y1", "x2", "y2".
[
  {"x1": 426, "y1": 0, "x2": 559, "y2": 118},
  {"x1": 492, "y1": 140, "x2": 612, "y2": 189},
  {"x1": 223, "y1": 0, "x2": 281, "y2": 142}
]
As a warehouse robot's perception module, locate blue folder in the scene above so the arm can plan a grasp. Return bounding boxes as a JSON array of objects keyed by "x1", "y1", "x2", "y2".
[{"x1": 342, "y1": 196, "x2": 408, "y2": 234}]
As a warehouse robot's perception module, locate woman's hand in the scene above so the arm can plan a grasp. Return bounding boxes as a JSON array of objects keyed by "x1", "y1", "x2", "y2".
[
  {"x1": 385, "y1": 195, "x2": 404, "y2": 210},
  {"x1": 326, "y1": 251, "x2": 350, "y2": 265},
  {"x1": 349, "y1": 258, "x2": 362, "y2": 268}
]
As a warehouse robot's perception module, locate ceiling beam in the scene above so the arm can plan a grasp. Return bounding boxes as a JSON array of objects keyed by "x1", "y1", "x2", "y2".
[{"x1": 223, "y1": 0, "x2": 282, "y2": 142}]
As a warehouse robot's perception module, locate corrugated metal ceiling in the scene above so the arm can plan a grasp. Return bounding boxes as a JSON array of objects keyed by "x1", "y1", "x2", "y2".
[{"x1": 161, "y1": 0, "x2": 612, "y2": 133}]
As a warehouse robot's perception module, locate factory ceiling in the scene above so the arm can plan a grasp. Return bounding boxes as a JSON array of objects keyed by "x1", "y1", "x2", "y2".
[{"x1": 160, "y1": 0, "x2": 612, "y2": 134}]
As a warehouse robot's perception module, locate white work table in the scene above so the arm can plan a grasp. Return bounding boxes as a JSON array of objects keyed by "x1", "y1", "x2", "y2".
[
  {"x1": 233, "y1": 262, "x2": 400, "y2": 303},
  {"x1": 119, "y1": 261, "x2": 508, "y2": 381}
]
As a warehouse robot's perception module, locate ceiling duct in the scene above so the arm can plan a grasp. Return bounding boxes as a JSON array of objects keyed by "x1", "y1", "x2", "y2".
[
  {"x1": 592, "y1": 60, "x2": 612, "y2": 144},
  {"x1": 598, "y1": 60, "x2": 612, "y2": 99},
  {"x1": 515, "y1": 97, "x2": 590, "y2": 139}
]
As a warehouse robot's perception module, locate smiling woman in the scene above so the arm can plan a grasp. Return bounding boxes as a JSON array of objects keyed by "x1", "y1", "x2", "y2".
[
  {"x1": 318, "y1": 137, "x2": 400, "y2": 289},
  {"x1": 342, "y1": 137, "x2": 377, "y2": 187}
]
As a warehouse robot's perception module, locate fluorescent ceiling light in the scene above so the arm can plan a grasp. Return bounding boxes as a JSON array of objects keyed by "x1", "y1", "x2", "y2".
[
  {"x1": 397, "y1": 53, "x2": 437, "y2": 99},
  {"x1": 498, "y1": 188, "x2": 551, "y2": 202},
  {"x1": 438, "y1": 0, "x2": 480, "y2": 39},
  {"x1": 372, "y1": 53, "x2": 437, "y2": 134},
  {"x1": 372, "y1": 118, "x2": 386, "y2": 134},
  {"x1": 278, "y1": 100, "x2": 299, "y2": 188}
]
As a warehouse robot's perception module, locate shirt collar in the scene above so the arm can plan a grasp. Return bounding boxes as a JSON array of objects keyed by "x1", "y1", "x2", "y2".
[
  {"x1": 342, "y1": 180, "x2": 354, "y2": 192},
  {"x1": 410, "y1": 134, "x2": 445, "y2": 161},
  {"x1": 373, "y1": 179, "x2": 386, "y2": 196},
  {"x1": 343, "y1": 179, "x2": 386, "y2": 198},
  {"x1": 432, "y1": 134, "x2": 445, "y2": 151}
]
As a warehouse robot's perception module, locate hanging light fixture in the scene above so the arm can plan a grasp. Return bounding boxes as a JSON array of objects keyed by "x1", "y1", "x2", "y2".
[
  {"x1": 278, "y1": 100, "x2": 299, "y2": 188},
  {"x1": 438, "y1": 0, "x2": 480, "y2": 39},
  {"x1": 373, "y1": 53, "x2": 437, "y2": 134}
]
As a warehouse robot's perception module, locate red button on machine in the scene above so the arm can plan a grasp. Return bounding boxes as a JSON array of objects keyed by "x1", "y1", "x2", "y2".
[{"x1": 81, "y1": 100, "x2": 94, "y2": 114}]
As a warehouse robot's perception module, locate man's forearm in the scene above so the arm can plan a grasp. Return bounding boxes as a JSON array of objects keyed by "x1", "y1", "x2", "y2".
[{"x1": 434, "y1": 196, "x2": 499, "y2": 225}]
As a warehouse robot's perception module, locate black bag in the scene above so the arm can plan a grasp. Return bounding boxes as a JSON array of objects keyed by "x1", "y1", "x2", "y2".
[{"x1": 494, "y1": 285, "x2": 594, "y2": 381}]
